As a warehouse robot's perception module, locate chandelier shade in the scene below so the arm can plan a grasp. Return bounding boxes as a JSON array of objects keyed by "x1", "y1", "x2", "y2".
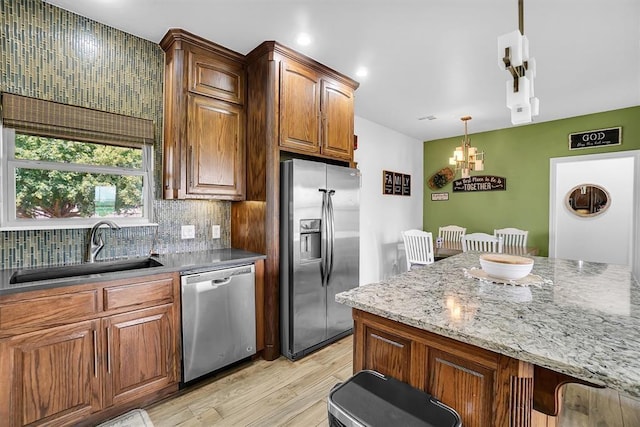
[{"x1": 448, "y1": 116, "x2": 484, "y2": 179}]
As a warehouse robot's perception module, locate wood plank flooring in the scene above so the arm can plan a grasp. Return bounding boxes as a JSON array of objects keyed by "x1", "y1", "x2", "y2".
[
  {"x1": 145, "y1": 337, "x2": 352, "y2": 426},
  {"x1": 559, "y1": 383, "x2": 640, "y2": 427},
  {"x1": 146, "y1": 336, "x2": 640, "y2": 426}
]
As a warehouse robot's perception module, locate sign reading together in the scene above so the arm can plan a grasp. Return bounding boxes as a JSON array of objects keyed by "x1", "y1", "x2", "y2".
[{"x1": 452, "y1": 175, "x2": 506, "y2": 192}]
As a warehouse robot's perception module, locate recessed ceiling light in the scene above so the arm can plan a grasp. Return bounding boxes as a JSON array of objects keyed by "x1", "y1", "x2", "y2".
[
  {"x1": 296, "y1": 33, "x2": 312, "y2": 46},
  {"x1": 355, "y1": 67, "x2": 368, "y2": 78}
]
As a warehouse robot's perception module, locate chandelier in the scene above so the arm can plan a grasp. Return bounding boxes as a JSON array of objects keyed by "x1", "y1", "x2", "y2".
[
  {"x1": 498, "y1": 0, "x2": 539, "y2": 125},
  {"x1": 449, "y1": 116, "x2": 484, "y2": 179}
]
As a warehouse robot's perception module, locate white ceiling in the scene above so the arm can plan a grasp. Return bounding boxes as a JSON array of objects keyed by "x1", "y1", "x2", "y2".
[{"x1": 44, "y1": 0, "x2": 640, "y2": 141}]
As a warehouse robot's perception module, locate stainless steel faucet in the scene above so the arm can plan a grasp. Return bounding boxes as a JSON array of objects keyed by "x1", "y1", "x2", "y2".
[{"x1": 86, "y1": 220, "x2": 121, "y2": 262}]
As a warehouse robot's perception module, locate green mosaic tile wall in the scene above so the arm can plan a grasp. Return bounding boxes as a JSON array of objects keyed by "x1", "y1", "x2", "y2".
[{"x1": 0, "y1": 0, "x2": 231, "y2": 269}]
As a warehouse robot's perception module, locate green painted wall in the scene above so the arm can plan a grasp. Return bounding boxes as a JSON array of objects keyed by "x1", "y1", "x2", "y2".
[{"x1": 423, "y1": 106, "x2": 640, "y2": 256}]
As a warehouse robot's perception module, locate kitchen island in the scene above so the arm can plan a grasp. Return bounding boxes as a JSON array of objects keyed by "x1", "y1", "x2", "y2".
[{"x1": 336, "y1": 252, "x2": 640, "y2": 427}]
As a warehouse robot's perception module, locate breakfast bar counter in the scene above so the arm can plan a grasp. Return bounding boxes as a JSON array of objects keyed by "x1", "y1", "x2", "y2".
[{"x1": 336, "y1": 252, "x2": 640, "y2": 426}]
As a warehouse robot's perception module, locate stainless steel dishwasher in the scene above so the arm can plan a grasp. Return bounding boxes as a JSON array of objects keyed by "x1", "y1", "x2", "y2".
[{"x1": 181, "y1": 264, "x2": 256, "y2": 383}]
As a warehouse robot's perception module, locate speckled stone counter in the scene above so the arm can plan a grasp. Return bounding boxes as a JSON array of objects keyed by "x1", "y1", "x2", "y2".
[
  {"x1": 0, "y1": 248, "x2": 265, "y2": 296},
  {"x1": 336, "y1": 252, "x2": 640, "y2": 399}
]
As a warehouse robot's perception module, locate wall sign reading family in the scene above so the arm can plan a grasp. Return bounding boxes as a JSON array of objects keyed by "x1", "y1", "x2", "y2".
[
  {"x1": 383, "y1": 170, "x2": 411, "y2": 196},
  {"x1": 569, "y1": 127, "x2": 621, "y2": 150},
  {"x1": 453, "y1": 175, "x2": 506, "y2": 192}
]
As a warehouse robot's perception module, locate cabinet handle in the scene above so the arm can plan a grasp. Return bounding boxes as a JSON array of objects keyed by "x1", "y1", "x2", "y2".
[
  {"x1": 319, "y1": 113, "x2": 324, "y2": 151},
  {"x1": 93, "y1": 330, "x2": 98, "y2": 378},
  {"x1": 106, "y1": 328, "x2": 112, "y2": 374},
  {"x1": 189, "y1": 146, "x2": 194, "y2": 187},
  {"x1": 370, "y1": 333, "x2": 404, "y2": 348}
]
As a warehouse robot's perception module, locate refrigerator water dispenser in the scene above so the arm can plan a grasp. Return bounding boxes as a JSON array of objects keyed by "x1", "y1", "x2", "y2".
[{"x1": 300, "y1": 219, "x2": 321, "y2": 261}]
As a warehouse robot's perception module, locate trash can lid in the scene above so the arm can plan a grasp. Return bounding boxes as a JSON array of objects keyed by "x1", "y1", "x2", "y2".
[{"x1": 328, "y1": 370, "x2": 461, "y2": 427}]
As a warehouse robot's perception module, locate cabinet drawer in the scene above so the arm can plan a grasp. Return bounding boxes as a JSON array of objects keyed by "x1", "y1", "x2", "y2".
[
  {"x1": 188, "y1": 51, "x2": 245, "y2": 104},
  {"x1": 104, "y1": 276, "x2": 174, "y2": 311},
  {"x1": 0, "y1": 290, "x2": 98, "y2": 332}
]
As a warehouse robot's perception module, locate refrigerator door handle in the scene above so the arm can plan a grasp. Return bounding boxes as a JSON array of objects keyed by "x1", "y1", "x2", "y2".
[
  {"x1": 318, "y1": 188, "x2": 328, "y2": 285},
  {"x1": 326, "y1": 189, "x2": 336, "y2": 284}
]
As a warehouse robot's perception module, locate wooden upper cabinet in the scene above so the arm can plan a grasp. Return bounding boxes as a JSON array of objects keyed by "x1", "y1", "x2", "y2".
[
  {"x1": 160, "y1": 29, "x2": 246, "y2": 200},
  {"x1": 187, "y1": 94, "x2": 245, "y2": 198},
  {"x1": 278, "y1": 56, "x2": 356, "y2": 161},
  {"x1": 321, "y1": 80, "x2": 355, "y2": 160},
  {"x1": 279, "y1": 60, "x2": 321, "y2": 154},
  {"x1": 188, "y1": 50, "x2": 245, "y2": 104}
]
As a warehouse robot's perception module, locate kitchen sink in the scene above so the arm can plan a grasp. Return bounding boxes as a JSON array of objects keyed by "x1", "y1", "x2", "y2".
[{"x1": 9, "y1": 257, "x2": 164, "y2": 284}]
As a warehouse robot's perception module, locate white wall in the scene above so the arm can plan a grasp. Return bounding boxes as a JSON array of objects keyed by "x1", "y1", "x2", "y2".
[
  {"x1": 354, "y1": 116, "x2": 423, "y2": 285},
  {"x1": 550, "y1": 154, "x2": 635, "y2": 265}
]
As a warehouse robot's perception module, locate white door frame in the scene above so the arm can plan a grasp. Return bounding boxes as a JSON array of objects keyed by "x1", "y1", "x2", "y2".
[{"x1": 549, "y1": 150, "x2": 640, "y2": 275}]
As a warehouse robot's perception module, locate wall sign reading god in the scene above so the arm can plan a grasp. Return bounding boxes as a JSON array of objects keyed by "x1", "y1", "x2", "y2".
[{"x1": 569, "y1": 127, "x2": 622, "y2": 150}]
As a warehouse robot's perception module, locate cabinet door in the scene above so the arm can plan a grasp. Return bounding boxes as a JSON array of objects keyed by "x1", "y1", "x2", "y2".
[
  {"x1": 187, "y1": 94, "x2": 245, "y2": 200},
  {"x1": 428, "y1": 348, "x2": 495, "y2": 427},
  {"x1": 321, "y1": 80, "x2": 354, "y2": 160},
  {"x1": 103, "y1": 304, "x2": 177, "y2": 408},
  {"x1": 0, "y1": 320, "x2": 101, "y2": 427},
  {"x1": 188, "y1": 50, "x2": 245, "y2": 104},
  {"x1": 279, "y1": 60, "x2": 321, "y2": 154},
  {"x1": 362, "y1": 326, "x2": 412, "y2": 383}
]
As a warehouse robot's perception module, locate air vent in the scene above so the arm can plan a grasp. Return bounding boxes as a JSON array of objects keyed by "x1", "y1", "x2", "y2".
[{"x1": 417, "y1": 115, "x2": 437, "y2": 121}]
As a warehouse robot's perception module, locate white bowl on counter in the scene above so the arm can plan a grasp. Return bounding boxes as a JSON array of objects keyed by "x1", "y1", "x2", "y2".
[{"x1": 479, "y1": 253, "x2": 534, "y2": 280}]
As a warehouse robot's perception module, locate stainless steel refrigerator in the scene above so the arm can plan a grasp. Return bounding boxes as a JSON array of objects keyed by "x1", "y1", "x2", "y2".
[{"x1": 280, "y1": 159, "x2": 360, "y2": 360}]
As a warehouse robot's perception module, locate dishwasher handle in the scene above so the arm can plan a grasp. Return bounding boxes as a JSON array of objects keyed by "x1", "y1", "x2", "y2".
[
  {"x1": 182, "y1": 264, "x2": 254, "y2": 285},
  {"x1": 211, "y1": 277, "x2": 232, "y2": 287}
]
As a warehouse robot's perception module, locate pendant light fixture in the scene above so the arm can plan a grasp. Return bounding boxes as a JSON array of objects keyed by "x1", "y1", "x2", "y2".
[
  {"x1": 498, "y1": 0, "x2": 539, "y2": 125},
  {"x1": 449, "y1": 116, "x2": 484, "y2": 179}
]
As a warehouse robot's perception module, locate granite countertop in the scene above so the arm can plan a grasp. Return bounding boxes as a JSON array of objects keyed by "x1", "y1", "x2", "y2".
[
  {"x1": 0, "y1": 248, "x2": 265, "y2": 296},
  {"x1": 336, "y1": 252, "x2": 640, "y2": 399}
]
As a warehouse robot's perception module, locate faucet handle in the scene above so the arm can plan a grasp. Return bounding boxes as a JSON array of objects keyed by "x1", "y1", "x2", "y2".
[{"x1": 93, "y1": 233, "x2": 104, "y2": 246}]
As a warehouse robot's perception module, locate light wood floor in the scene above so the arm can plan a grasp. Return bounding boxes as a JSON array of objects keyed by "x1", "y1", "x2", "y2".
[
  {"x1": 146, "y1": 336, "x2": 640, "y2": 427},
  {"x1": 146, "y1": 337, "x2": 352, "y2": 426},
  {"x1": 560, "y1": 383, "x2": 640, "y2": 427}
]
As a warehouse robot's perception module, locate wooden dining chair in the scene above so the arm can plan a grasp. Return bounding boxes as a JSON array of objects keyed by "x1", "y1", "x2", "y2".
[
  {"x1": 494, "y1": 228, "x2": 528, "y2": 247},
  {"x1": 438, "y1": 225, "x2": 466, "y2": 243},
  {"x1": 402, "y1": 229, "x2": 435, "y2": 270},
  {"x1": 462, "y1": 233, "x2": 503, "y2": 253}
]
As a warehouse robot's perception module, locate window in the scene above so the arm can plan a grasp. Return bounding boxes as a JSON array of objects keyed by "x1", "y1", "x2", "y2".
[{"x1": 1, "y1": 93, "x2": 154, "y2": 229}]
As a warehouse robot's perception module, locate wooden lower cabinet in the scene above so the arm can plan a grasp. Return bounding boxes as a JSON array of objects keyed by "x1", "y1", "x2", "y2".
[
  {"x1": 353, "y1": 309, "x2": 535, "y2": 427},
  {"x1": 0, "y1": 320, "x2": 101, "y2": 427},
  {"x1": 362, "y1": 326, "x2": 412, "y2": 383},
  {"x1": 428, "y1": 347, "x2": 495, "y2": 427},
  {"x1": 0, "y1": 273, "x2": 181, "y2": 426},
  {"x1": 103, "y1": 304, "x2": 177, "y2": 408}
]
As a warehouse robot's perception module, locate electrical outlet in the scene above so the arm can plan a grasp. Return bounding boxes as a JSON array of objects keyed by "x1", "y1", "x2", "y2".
[
  {"x1": 181, "y1": 225, "x2": 195, "y2": 239},
  {"x1": 212, "y1": 224, "x2": 221, "y2": 239}
]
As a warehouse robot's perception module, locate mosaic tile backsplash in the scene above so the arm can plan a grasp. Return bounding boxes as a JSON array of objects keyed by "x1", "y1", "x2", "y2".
[{"x1": 0, "y1": 0, "x2": 231, "y2": 269}]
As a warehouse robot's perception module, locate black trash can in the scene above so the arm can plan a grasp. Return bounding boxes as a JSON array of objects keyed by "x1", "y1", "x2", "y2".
[{"x1": 328, "y1": 370, "x2": 462, "y2": 427}]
